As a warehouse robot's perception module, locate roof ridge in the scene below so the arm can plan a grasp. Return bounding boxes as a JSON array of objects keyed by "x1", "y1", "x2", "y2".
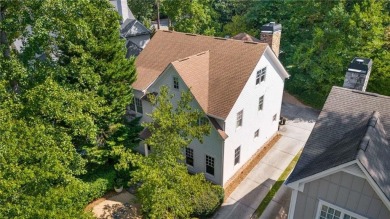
[
  {"x1": 172, "y1": 50, "x2": 210, "y2": 63},
  {"x1": 333, "y1": 86, "x2": 390, "y2": 100},
  {"x1": 156, "y1": 30, "x2": 268, "y2": 46}
]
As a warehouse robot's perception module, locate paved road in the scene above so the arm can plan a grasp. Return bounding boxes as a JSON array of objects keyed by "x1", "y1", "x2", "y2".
[{"x1": 213, "y1": 101, "x2": 319, "y2": 219}]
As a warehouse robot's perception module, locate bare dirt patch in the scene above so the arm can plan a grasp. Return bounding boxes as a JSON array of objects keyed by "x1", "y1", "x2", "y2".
[
  {"x1": 85, "y1": 190, "x2": 142, "y2": 219},
  {"x1": 223, "y1": 134, "x2": 282, "y2": 200}
]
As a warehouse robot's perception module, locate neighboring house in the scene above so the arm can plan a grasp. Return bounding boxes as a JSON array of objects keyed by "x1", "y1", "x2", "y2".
[
  {"x1": 109, "y1": 0, "x2": 150, "y2": 57},
  {"x1": 286, "y1": 58, "x2": 390, "y2": 219},
  {"x1": 129, "y1": 24, "x2": 289, "y2": 186},
  {"x1": 232, "y1": 22, "x2": 282, "y2": 58}
]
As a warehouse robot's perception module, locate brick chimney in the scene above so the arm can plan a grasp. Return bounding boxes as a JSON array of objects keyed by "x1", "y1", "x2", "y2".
[
  {"x1": 259, "y1": 22, "x2": 282, "y2": 58},
  {"x1": 343, "y1": 57, "x2": 373, "y2": 92}
]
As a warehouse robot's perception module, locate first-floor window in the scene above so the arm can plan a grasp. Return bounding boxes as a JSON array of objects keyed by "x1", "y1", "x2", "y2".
[
  {"x1": 316, "y1": 200, "x2": 367, "y2": 219},
  {"x1": 206, "y1": 155, "x2": 214, "y2": 175},
  {"x1": 186, "y1": 148, "x2": 194, "y2": 166},
  {"x1": 130, "y1": 97, "x2": 143, "y2": 114},
  {"x1": 234, "y1": 146, "x2": 241, "y2": 165}
]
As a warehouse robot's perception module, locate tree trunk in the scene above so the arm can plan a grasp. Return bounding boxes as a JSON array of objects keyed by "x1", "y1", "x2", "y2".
[{"x1": 156, "y1": 0, "x2": 160, "y2": 30}]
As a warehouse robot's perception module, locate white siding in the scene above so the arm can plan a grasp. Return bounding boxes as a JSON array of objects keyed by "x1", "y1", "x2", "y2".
[
  {"x1": 136, "y1": 66, "x2": 225, "y2": 184},
  {"x1": 222, "y1": 52, "x2": 285, "y2": 185}
]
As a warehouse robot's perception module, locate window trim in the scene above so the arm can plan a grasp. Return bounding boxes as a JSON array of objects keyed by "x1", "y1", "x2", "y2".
[
  {"x1": 186, "y1": 148, "x2": 194, "y2": 167},
  {"x1": 173, "y1": 76, "x2": 179, "y2": 89},
  {"x1": 256, "y1": 67, "x2": 267, "y2": 85},
  {"x1": 236, "y1": 110, "x2": 243, "y2": 128},
  {"x1": 130, "y1": 97, "x2": 143, "y2": 114},
  {"x1": 258, "y1": 95, "x2": 264, "y2": 111},
  {"x1": 234, "y1": 146, "x2": 241, "y2": 165},
  {"x1": 315, "y1": 200, "x2": 367, "y2": 219},
  {"x1": 205, "y1": 155, "x2": 215, "y2": 176}
]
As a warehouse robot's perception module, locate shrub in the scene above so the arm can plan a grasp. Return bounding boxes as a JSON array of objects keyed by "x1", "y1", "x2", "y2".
[{"x1": 191, "y1": 184, "x2": 224, "y2": 218}]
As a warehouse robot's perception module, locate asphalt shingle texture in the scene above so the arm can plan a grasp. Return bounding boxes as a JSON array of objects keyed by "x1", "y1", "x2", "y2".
[{"x1": 286, "y1": 86, "x2": 390, "y2": 200}]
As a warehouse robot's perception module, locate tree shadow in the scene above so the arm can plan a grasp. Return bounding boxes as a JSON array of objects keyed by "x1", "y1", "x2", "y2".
[
  {"x1": 98, "y1": 203, "x2": 140, "y2": 219},
  {"x1": 213, "y1": 179, "x2": 276, "y2": 219}
]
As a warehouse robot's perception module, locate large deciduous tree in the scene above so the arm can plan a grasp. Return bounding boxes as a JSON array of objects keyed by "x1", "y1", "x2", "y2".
[
  {"x1": 0, "y1": 0, "x2": 139, "y2": 217},
  {"x1": 121, "y1": 86, "x2": 223, "y2": 218}
]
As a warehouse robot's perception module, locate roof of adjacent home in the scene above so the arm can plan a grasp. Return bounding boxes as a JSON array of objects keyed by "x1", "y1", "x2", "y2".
[
  {"x1": 232, "y1": 33, "x2": 260, "y2": 42},
  {"x1": 286, "y1": 86, "x2": 390, "y2": 200},
  {"x1": 134, "y1": 30, "x2": 288, "y2": 119}
]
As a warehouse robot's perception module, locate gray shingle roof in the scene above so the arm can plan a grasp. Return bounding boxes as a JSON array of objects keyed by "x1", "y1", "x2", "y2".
[{"x1": 286, "y1": 86, "x2": 390, "y2": 200}]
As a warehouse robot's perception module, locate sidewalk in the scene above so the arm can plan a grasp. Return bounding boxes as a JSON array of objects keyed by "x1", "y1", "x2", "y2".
[{"x1": 213, "y1": 101, "x2": 319, "y2": 219}]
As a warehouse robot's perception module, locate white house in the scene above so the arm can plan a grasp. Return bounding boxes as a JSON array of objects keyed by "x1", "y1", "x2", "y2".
[{"x1": 130, "y1": 26, "x2": 289, "y2": 186}]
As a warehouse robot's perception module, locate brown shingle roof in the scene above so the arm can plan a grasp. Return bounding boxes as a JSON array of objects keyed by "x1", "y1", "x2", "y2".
[
  {"x1": 232, "y1": 33, "x2": 260, "y2": 42},
  {"x1": 134, "y1": 30, "x2": 268, "y2": 119},
  {"x1": 171, "y1": 51, "x2": 210, "y2": 113}
]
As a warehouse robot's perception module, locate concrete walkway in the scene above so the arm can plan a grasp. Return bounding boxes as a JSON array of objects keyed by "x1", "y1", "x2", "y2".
[{"x1": 213, "y1": 100, "x2": 319, "y2": 219}]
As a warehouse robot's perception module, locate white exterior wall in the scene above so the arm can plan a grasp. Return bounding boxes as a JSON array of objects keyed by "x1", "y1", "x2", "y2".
[
  {"x1": 134, "y1": 66, "x2": 224, "y2": 184},
  {"x1": 222, "y1": 51, "x2": 285, "y2": 185}
]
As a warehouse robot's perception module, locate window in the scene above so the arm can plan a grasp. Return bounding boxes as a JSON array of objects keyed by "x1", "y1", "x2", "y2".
[
  {"x1": 236, "y1": 110, "x2": 243, "y2": 128},
  {"x1": 206, "y1": 155, "x2": 214, "y2": 175},
  {"x1": 234, "y1": 146, "x2": 240, "y2": 165},
  {"x1": 254, "y1": 129, "x2": 259, "y2": 138},
  {"x1": 258, "y1": 95, "x2": 264, "y2": 111},
  {"x1": 256, "y1": 67, "x2": 267, "y2": 85},
  {"x1": 173, "y1": 76, "x2": 179, "y2": 89},
  {"x1": 147, "y1": 145, "x2": 151, "y2": 151},
  {"x1": 130, "y1": 97, "x2": 143, "y2": 114},
  {"x1": 186, "y1": 148, "x2": 194, "y2": 166},
  {"x1": 273, "y1": 114, "x2": 277, "y2": 121},
  {"x1": 316, "y1": 200, "x2": 367, "y2": 219},
  {"x1": 198, "y1": 117, "x2": 209, "y2": 126}
]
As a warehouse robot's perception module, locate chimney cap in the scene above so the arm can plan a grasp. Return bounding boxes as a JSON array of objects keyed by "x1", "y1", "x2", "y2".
[
  {"x1": 261, "y1": 22, "x2": 282, "y2": 33},
  {"x1": 347, "y1": 57, "x2": 373, "y2": 74}
]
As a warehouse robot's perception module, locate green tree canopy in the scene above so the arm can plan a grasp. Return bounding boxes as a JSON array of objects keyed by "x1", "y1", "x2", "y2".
[
  {"x1": 0, "y1": 0, "x2": 139, "y2": 217},
  {"x1": 120, "y1": 86, "x2": 222, "y2": 218}
]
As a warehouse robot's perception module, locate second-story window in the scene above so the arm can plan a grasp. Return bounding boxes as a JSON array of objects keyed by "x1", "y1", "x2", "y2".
[
  {"x1": 173, "y1": 76, "x2": 179, "y2": 89},
  {"x1": 256, "y1": 67, "x2": 267, "y2": 85},
  {"x1": 236, "y1": 110, "x2": 243, "y2": 128},
  {"x1": 130, "y1": 97, "x2": 143, "y2": 114},
  {"x1": 258, "y1": 95, "x2": 264, "y2": 111}
]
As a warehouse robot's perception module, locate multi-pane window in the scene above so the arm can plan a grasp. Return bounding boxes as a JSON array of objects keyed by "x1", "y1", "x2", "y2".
[
  {"x1": 258, "y1": 95, "x2": 264, "y2": 111},
  {"x1": 316, "y1": 201, "x2": 366, "y2": 219},
  {"x1": 254, "y1": 129, "x2": 259, "y2": 138},
  {"x1": 130, "y1": 97, "x2": 143, "y2": 114},
  {"x1": 186, "y1": 148, "x2": 194, "y2": 166},
  {"x1": 135, "y1": 98, "x2": 143, "y2": 114},
  {"x1": 198, "y1": 117, "x2": 209, "y2": 126},
  {"x1": 234, "y1": 146, "x2": 241, "y2": 165},
  {"x1": 256, "y1": 67, "x2": 267, "y2": 85},
  {"x1": 206, "y1": 155, "x2": 214, "y2": 175},
  {"x1": 236, "y1": 110, "x2": 243, "y2": 128},
  {"x1": 273, "y1": 114, "x2": 277, "y2": 121},
  {"x1": 173, "y1": 76, "x2": 179, "y2": 89}
]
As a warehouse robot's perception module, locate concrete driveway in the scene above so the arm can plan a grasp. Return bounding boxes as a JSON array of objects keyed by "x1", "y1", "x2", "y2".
[{"x1": 213, "y1": 96, "x2": 319, "y2": 219}]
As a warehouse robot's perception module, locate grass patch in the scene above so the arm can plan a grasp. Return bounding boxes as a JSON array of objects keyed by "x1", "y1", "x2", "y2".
[{"x1": 252, "y1": 151, "x2": 301, "y2": 218}]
